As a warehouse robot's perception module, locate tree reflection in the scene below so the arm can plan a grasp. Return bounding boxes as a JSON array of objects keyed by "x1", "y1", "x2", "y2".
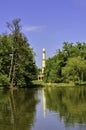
[
  {"x1": 0, "y1": 88, "x2": 39, "y2": 130},
  {"x1": 45, "y1": 87, "x2": 86, "y2": 125}
]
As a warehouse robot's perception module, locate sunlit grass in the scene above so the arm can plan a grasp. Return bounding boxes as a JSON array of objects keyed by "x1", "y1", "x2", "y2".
[
  {"x1": 32, "y1": 80, "x2": 46, "y2": 87},
  {"x1": 32, "y1": 80, "x2": 76, "y2": 87}
]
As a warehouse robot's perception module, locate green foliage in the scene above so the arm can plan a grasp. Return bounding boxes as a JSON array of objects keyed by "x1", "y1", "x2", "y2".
[
  {"x1": 0, "y1": 74, "x2": 9, "y2": 85},
  {"x1": 45, "y1": 42, "x2": 86, "y2": 84},
  {"x1": 0, "y1": 19, "x2": 37, "y2": 87},
  {"x1": 62, "y1": 56, "x2": 86, "y2": 82}
]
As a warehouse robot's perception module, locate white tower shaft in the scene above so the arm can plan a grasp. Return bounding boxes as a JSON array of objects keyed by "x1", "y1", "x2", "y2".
[{"x1": 42, "y1": 48, "x2": 46, "y2": 74}]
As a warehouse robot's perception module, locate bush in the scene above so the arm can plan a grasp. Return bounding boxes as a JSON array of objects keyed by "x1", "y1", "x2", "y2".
[{"x1": 0, "y1": 74, "x2": 9, "y2": 86}]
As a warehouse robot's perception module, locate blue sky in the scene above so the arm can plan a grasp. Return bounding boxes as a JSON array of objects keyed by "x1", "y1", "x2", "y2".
[{"x1": 0, "y1": 0, "x2": 86, "y2": 67}]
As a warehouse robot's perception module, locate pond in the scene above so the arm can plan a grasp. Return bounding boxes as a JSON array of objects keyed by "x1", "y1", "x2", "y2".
[{"x1": 0, "y1": 86, "x2": 86, "y2": 130}]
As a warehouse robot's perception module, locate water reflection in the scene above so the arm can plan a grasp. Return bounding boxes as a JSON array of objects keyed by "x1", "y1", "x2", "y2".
[
  {"x1": 45, "y1": 87, "x2": 86, "y2": 126},
  {"x1": 42, "y1": 88, "x2": 46, "y2": 118},
  {"x1": 0, "y1": 86, "x2": 86, "y2": 130},
  {"x1": 0, "y1": 88, "x2": 39, "y2": 130}
]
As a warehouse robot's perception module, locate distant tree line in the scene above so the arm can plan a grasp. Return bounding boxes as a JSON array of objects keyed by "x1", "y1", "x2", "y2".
[
  {"x1": 45, "y1": 42, "x2": 86, "y2": 85},
  {"x1": 0, "y1": 19, "x2": 37, "y2": 88}
]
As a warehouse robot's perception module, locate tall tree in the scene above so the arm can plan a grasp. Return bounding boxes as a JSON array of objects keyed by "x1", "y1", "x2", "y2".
[{"x1": 0, "y1": 19, "x2": 37, "y2": 88}]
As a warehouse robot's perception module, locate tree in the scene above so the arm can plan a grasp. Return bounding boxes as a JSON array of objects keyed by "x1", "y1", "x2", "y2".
[
  {"x1": 0, "y1": 19, "x2": 37, "y2": 88},
  {"x1": 45, "y1": 42, "x2": 86, "y2": 84},
  {"x1": 0, "y1": 34, "x2": 12, "y2": 86},
  {"x1": 62, "y1": 56, "x2": 86, "y2": 83}
]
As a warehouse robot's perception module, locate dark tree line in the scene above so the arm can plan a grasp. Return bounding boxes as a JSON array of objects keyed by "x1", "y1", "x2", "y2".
[
  {"x1": 0, "y1": 19, "x2": 37, "y2": 88},
  {"x1": 45, "y1": 42, "x2": 86, "y2": 84}
]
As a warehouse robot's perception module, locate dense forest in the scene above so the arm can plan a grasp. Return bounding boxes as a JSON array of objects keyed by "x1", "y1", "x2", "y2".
[
  {"x1": 45, "y1": 42, "x2": 86, "y2": 85},
  {"x1": 0, "y1": 19, "x2": 37, "y2": 88}
]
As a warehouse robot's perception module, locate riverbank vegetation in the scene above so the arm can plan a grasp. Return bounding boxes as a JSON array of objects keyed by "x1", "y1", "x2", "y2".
[
  {"x1": 1, "y1": 19, "x2": 86, "y2": 88},
  {"x1": 44, "y1": 42, "x2": 86, "y2": 85},
  {"x1": 0, "y1": 19, "x2": 37, "y2": 88}
]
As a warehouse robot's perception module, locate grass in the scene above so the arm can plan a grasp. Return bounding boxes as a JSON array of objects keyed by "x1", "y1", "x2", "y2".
[
  {"x1": 32, "y1": 80, "x2": 46, "y2": 87},
  {"x1": 32, "y1": 80, "x2": 76, "y2": 87}
]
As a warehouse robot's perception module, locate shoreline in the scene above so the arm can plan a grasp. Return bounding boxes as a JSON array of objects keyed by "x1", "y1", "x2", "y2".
[{"x1": 32, "y1": 80, "x2": 86, "y2": 87}]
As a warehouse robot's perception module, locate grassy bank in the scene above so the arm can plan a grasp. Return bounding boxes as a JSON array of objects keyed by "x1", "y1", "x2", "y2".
[
  {"x1": 32, "y1": 80, "x2": 46, "y2": 87},
  {"x1": 32, "y1": 80, "x2": 76, "y2": 87}
]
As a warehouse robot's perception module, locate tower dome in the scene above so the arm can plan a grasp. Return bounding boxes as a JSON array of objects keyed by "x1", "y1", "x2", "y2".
[{"x1": 42, "y1": 48, "x2": 45, "y2": 52}]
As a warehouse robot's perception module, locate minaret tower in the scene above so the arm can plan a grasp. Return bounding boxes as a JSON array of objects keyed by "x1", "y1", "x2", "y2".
[
  {"x1": 38, "y1": 48, "x2": 46, "y2": 81},
  {"x1": 42, "y1": 48, "x2": 46, "y2": 75}
]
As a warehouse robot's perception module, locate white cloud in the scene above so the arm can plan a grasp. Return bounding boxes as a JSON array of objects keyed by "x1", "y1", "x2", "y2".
[{"x1": 23, "y1": 25, "x2": 46, "y2": 32}]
